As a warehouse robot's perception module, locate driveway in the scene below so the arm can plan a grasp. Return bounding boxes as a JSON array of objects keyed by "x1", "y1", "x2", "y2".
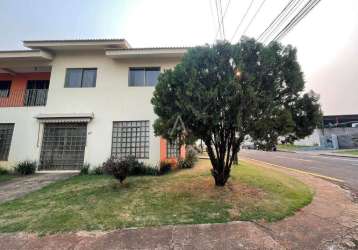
[
  {"x1": 0, "y1": 172, "x2": 76, "y2": 204},
  {"x1": 240, "y1": 149, "x2": 358, "y2": 194}
]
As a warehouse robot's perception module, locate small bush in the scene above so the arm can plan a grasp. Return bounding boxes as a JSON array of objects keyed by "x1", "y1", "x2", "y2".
[
  {"x1": 91, "y1": 166, "x2": 104, "y2": 175},
  {"x1": 102, "y1": 156, "x2": 159, "y2": 180},
  {"x1": 178, "y1": 147, "x2": 198, "y2": 169},
  {"x1": 15, "y1": 161, "x2": 37, "y2": 175},
  {"x1": 103, "y1": 157, "x2": 128, "y2": 183},
  {"x1": 123, "y1": 155, "x2": 159, "y2": 176},
  {"x1": 80, "y1": 163, "x2": 90, "y2": 175},
  {"x1": 135, "y1": 166, "x2": 159, "y2": 176},
  {"x1": 0, "y1": 167, "x2": 9, "y2": 175},
  {"x1": 159, "y1": 160, "x2": 172, "y2": 175}
]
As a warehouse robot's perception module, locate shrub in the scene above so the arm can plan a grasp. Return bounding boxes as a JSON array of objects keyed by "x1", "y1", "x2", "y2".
[
  {"x1": 0, "y1": 167, "x2": 9, "y2": 175},
  {"x1": 80, "y1": 163, "x2": 90, "y2": 175},
  {"x1": 91, "y1": 166, "x2": 104, "y2": 175},
  {"x1": 101, "y1": 156, "x2": 161, "y2": 180},
  {"x1": 15, "y1": 161, "x2": 37, "y2": 175},
  {"x1": 159, "y1": 160, "x2": 172, "y2": 175},
  {"x1": 103, "y1": 157, "x2": 128, "y2": 183},
  {"x1": 121, "y1": 155, "x2": 143, "y2": 175},
  {"x1": 121, "y1": 155, "x2": 159, "y2": 176},
  {"x1": 135, "y1": 166, "x2": 159, "y2": 176},
  {"x1": 178, "y1": 147, "x2": 198, "y2": 169}
]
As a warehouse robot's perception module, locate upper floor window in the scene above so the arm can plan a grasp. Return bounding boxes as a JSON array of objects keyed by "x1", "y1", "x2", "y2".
[
  {"x1": 129, "y1": 67, "x2": 160, "y2": 87},
  {"x1": 0, "y1": 81, "x2": 11, "y2": 98},
  {"x1": 65, "y1": 68, "x2": 97, "y2": 88}
]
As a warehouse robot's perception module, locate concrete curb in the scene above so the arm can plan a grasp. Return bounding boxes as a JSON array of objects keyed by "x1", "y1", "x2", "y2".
[
  {"x1": 276, "y1": 149, "x2": 296, "y2": 153},
  {"x1": 319, "y1": 153, "x2": 358, "y2": 159}
]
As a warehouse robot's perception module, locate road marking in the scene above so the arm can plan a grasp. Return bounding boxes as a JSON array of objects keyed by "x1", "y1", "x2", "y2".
[
  {"x1": 241, "y1": 157, "x2": 344, "y2": 183},
  {"x1": 276, "y1": 156, "x2": 313, "y2": 162}
]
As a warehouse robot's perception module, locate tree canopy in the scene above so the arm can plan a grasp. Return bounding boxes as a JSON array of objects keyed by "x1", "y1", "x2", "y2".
[{"x1": 151, "y1": 38, "x2": 322, "y2": 186}]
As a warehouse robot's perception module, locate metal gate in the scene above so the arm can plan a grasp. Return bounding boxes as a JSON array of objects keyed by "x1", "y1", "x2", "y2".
[{"x1": 39, "y1": 123, "x2": 87, "y2": 170}]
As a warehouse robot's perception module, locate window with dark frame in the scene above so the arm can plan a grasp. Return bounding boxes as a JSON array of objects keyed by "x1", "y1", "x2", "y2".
[
  {"x1": 167, "y1": 139, "x2": 180, "y2": 158},
  {"x1": 111, "y1": 121, "x2": 150, "y2": 159},
  {"x1": 24, "y1": 80, "x2": 50, "y2": 106},
  {"x1": 0, "y1": 124, "x2": 14, "y2": 161},
  {"x1": 0, "y1": 81, "x2": 11, "y2": 98},
  {"x1": 65, "y1": 68, "x2": 97, "y2": 88},
  {"x1": 129, "y1": 67, "x2": 160, "y2": 87}
]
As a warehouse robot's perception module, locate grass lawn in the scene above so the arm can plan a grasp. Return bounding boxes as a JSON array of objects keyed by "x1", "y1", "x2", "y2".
[
  {"x1": 0, "y1": 160, "x2": 313, "y2": 234},
  {"x1": 338, "y1": 149, "x2": 358, "y2": 156},
  {"x1": 277, "y1": 144, "x2": 311, "y2": 151},
  {"x1": 0, "y1": 174, "x2": 16, "y2": 183}
]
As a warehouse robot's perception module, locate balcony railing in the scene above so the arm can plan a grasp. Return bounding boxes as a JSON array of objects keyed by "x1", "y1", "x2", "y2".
[{"x1": 0, "y1": 89, "x2": 48, "y2": 107}]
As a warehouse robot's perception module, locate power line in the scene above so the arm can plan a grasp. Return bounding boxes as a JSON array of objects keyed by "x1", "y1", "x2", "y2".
[
  {"x1": 214, "y1": 0, "x2": 232, "y2": 40},
  {"x1": 275, "y1": 0, "x2": 321, "y2": 41},
  {"x1": 261, "y1": 0, "x2": 303, "y2": 44},
  {"x1": 209, "y1": 0, "x2": 217, "y2": 40},
  {"x1": 215, "y1": 0, "x2": 223, "y2": 39},
  {"x1": 273, "y1": 0, "x2": 321, "y2": 41},
  {"x1": 241, "y1": 0, "x2": 267, "y2": 36},
  {"x1": 230, "y1": 0, "x2": 255, "y2": 42},
  {"x1": 219, "y1": 0, "x2": 226, "y2": 39},
  {"x1": 257, "y1": 0, "x2": 295, "y2": 42}
]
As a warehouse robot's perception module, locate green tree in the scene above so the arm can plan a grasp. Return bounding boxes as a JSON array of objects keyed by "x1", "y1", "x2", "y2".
[{"x1": 151, "y1": 38, "x2": 322, "y2": 186}]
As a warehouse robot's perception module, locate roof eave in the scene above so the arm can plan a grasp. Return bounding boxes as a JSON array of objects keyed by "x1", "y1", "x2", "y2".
[
  {"x1": 105, "y1": 48, "x2": 188, "y2": 59},
  {"x1": 0, "y1": 50, "x2": 53, "y2": 60},
  {"x1": 23, "y1": 39, "x2": 130, "y2": 51}
]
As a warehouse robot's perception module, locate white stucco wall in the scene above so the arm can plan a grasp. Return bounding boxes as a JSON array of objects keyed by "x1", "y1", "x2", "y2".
[
  {"x1": 0, "y1": 107, "x2": 45, "y2": 169},
  {"x1": 0, "y1": 50, "x2": 181, "y2": 168}
]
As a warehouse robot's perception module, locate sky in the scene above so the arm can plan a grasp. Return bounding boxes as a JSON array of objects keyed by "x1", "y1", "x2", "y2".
[{"x1": 0, "y1": 0, "x2": 357, "y2": 115}]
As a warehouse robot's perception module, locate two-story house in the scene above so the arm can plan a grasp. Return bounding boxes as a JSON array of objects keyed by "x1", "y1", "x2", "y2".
[{"x1": 0, "y1": 39, "x2": 187, "y2": 170}]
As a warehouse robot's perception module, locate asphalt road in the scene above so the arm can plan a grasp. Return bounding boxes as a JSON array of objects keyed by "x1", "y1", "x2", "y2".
[{"x1": 239, "y1": 149, "x2": 358, "y2": 193}]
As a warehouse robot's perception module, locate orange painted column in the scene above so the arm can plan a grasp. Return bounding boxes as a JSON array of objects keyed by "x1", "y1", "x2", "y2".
[{"x1": 160, "y1": 137, "x2": 167, "y2": 161}]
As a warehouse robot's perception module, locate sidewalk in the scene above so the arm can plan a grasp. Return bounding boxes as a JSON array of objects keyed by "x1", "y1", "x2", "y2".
[
  {"x1": 244, "y1": 158, "x2": 358, "y2": 249},
  {"x1": 1, "y1": 160, "x2": 358, "y2": 249}
]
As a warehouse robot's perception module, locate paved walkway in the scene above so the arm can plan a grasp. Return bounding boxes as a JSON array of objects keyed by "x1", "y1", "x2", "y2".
[
  {"x1": 0, "y1": 161, "x2": 358, "y2": 249},
  {"x1": 244, "y1": 158, "x2": 358, "y2": 250},
  {"x1": 0, "y1": 173, "x2": 76, "y2": 204}
]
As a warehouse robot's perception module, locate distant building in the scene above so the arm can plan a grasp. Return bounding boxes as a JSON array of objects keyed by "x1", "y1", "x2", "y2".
[
  {"x1": 323, "y1": 114, "x2": 358, "y2": 128},
  {"x1": 294, "y1": 114, "x2": 358, "y2": 149}
]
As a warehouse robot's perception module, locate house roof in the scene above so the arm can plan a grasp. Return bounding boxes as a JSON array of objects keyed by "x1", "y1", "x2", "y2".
[
  {"x1": 106, "y1": 47, "x2": 189, "y2": 59},
  {"x1": 23, "y1": 39, "x2": 131, "y2": 51},
  {"x1": 0, "y1": 50, "x2": 53, "y2": 70},
  {"x1": 0, "y1": 39, "x2": 189, "y2": 65},
  {"x1": 0, "y1": 50, "x2": 53, "y2": 60}
]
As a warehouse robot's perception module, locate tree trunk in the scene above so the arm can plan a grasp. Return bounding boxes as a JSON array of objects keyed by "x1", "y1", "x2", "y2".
[
  {"x1": 212, "y1": 171, "x2": 229, "y2": 186},
  {"x1": 205, "y1": 139, "x2": 239, "y2": 187},
  {"x1": 210, "y1": 159, "x2": 230, "y2": 186}
]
